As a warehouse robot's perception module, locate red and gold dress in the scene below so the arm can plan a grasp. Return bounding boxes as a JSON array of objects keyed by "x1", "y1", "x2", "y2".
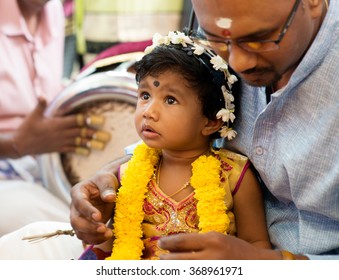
[{"x1": 79, "y1": 148, "x2": 249, "y2": 260}]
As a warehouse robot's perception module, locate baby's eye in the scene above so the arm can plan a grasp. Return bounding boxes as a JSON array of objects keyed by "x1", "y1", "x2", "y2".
[
  {"x1": 139, "y1": 92, "x2": 150, "y2": 100},
  {"x1": 165, "y1": 96, "x2": 177, "y2": 105}
]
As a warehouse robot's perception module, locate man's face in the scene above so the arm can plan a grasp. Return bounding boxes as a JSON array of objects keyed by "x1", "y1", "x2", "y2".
[{"x1": 191, "y1": 0, "x2": 318, "y2": 88}]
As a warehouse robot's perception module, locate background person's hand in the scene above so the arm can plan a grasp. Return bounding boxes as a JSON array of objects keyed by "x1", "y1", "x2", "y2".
[{"x1": 12, "y1": 97, "x2": 110, "y2": 157}]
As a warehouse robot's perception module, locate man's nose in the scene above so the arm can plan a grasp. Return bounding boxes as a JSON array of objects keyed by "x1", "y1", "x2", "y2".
[{"x1": 227, "y1": 44, "x2": 258, "y2": 74}]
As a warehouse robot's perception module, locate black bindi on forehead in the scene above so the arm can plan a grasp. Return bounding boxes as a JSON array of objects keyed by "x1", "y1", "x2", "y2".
[{"x1": 153, "y1": 80, "x2": 160, "y2": 87}]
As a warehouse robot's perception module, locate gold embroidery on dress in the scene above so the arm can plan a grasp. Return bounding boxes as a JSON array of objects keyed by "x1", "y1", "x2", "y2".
[
  {"x1": 143, "y1": 180, "x2": 199, "y2": 235},
  {"x1": 121, "y1": 148, "x2": 248, "y2": 259}
]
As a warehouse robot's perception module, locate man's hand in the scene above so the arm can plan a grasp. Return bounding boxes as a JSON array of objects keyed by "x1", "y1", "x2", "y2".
[
  {"x1": 159, "y1": 231, "x2": 279, "y2": 260},
  {"x1": 70, "y1": 156, "x2": 130, "y2": 245}
]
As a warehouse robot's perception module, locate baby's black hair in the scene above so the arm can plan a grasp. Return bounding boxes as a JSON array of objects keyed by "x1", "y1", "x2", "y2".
[{"x1": 134, "y1": 44, "x2": 239, "y2": 139}]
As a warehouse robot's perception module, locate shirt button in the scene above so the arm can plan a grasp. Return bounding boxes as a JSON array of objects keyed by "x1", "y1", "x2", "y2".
[{"x1": 255, "y1": 147, "x2": 264, "y2": 155}]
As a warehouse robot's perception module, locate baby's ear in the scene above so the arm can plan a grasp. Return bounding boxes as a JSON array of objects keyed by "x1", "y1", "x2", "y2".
[{"x1": 202, "y1": 118, "x2": 224, "y2": 136}]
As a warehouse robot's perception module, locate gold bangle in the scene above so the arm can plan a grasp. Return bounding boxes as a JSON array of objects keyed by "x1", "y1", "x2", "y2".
[
  {"x1": 75, "y1": 137, "x2": 82, "y2": 146},
  {"x1": 280, "y1": 250, "x2": 296, "y2": 260},
  {"x1": 75, "y1": 147, "x2": 90, "y2": 156},
  {"x1": 86, "y1": 139, "x2": 105, "y2": 150},
  {"x1": 85, "y1": 115, "x2": 105, "y2": 127},
  {"x1": 80, "y1": 128, "x2": 88, "y2": 138},
  {"x1": 92, "y1": 130, "x2": 111, "y2": 142},
  {"x1": 76, "y1": 114, "x2": 85, "y2": 126}
]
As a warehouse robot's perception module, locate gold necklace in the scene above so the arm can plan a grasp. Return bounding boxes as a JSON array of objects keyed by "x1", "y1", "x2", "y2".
[{"x1": 155, "y1": 158, "x2": 191, "y2": 198}]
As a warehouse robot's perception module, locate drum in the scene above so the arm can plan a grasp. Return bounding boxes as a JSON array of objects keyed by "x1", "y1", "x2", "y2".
[{"x1": 38, "y1": 67, "x2": 140, "y2": 205}]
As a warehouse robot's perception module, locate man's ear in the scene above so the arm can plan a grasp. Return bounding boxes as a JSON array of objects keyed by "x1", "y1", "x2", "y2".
[
  {"x1": 201, "y1": 118, "x2": 224, "y2": 136},
  {"x1": 307, "y1": 0, "x2": 326, "y2": 18}
]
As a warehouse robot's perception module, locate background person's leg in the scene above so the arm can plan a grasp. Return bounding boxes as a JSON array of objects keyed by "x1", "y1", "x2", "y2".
[
  {"x1": 0, "y1": 221, "x2": 83, "y2": 260},
  {"x1": 0, "y1": 181, "x2": 70, "y2": 236}
]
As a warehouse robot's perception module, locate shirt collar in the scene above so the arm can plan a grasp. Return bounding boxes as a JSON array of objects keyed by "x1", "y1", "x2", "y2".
[{"x1": 0, "y1": 1, "x2": 58, "y2": 43}]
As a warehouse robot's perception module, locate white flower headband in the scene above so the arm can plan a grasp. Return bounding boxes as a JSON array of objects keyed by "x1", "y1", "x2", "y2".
[{"x1": 145, "y1": 31, "x2": 238, "y2": 140}]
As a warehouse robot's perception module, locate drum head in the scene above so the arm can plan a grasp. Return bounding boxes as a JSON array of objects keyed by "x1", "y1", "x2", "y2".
[{"x1": 38, "y1": 70, "x2": 140, "y2": 204}]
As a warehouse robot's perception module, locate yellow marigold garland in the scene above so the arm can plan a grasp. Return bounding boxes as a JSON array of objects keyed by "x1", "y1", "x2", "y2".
[
  {"x1": 191, "y1": 155, "x2": 229, "y2": 233},
  {"x1": 106, "y1": 143, "x2": 161, "y2": 260},
  {"x1": 106, "y1": 142, "x2": 229, "y2": 260}
]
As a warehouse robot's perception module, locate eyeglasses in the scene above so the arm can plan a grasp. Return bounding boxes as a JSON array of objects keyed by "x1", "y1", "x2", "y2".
[{"x1": 188, "y1": 0, "x2": 301, "y2": 54}]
